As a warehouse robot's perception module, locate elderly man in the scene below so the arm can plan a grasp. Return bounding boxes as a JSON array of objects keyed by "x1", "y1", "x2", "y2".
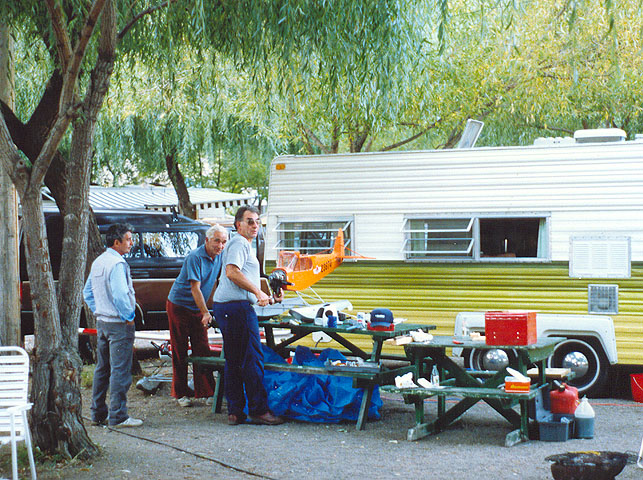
[
  {"x1": 167, "y1": 225, "x2": 228, "y2": 407},
  {"x1": 84, "y1": 223, "x2": 142, "y2": 428},
  {"x1": 213, "y1": 205, "x2": 284, "y2": 425}
]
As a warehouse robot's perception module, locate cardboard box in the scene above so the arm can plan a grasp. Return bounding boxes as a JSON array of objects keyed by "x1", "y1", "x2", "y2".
[
  {"x1": 485, "y1": 311, "x2": 537, "y2": 345},
  {"x1": 504, "y1": 376, "x2": 531, "y2": 393}
]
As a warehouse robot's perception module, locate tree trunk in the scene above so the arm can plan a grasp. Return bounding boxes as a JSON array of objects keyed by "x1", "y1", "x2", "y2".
[
  {"x1": 0, "y1": 22, "x2": 20, "y2": 346},
  {"x1": 166, "y1": 152, "x2": 196, "y2": 219},
  {"x1": 21, "y1": 192, "x2": 97, "y2": 459}
]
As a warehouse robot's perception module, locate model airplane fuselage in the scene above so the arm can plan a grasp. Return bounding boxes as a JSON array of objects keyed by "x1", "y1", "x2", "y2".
[{"x1": 268, "y1": 229, "x2": 371, "y2": 292}]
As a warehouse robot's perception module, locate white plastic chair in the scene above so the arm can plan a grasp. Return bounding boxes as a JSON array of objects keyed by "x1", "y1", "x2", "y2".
[{"x1": 0, "y1": 346, "x2": 36, "y2": 480}]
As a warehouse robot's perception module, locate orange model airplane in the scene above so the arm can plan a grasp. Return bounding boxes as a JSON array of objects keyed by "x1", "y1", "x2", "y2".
[{"x1": 268, "y1": 229, "x2": 372, "y2": 293}]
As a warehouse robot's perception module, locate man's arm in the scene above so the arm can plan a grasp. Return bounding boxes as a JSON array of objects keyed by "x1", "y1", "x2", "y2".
[
  {"x1": 190, "y1": 280, "x2": 213, "y2": 327},
  {"x1": 110, "y1": 263, "x2": 136, "y2": 323},
  {"x1": 226, "y1": 264, "x2": 271, "y2": 306},
  {"x1": 82, "y1": 277, "x2": 96, "y2": 313}
]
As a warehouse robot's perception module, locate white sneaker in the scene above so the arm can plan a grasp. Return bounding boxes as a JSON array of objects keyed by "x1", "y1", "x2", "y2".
[
  {"x1": 205, "y1": 396, "x2": 214, "y2": 406},
  {"x1": 113, "y1": 417, "x2": 143, "y2": 428},
  {"x1": 177, "y1": 396, "x2": 193, "y2": 408}
]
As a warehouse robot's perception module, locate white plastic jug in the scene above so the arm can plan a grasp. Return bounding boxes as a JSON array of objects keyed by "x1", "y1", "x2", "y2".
[{"x1": 574, "y1": 397, "x2": 595, "y2": 439}]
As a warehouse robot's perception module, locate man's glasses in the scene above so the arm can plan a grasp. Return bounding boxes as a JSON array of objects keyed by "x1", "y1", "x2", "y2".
[{"x1": 244, "y1": 218, "x2": 261, "y2": 226}]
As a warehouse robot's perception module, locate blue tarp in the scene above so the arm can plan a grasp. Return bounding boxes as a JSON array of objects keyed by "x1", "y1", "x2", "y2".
[{"x1": 262, "y1": 345, "x2": 382, "y2": 423}]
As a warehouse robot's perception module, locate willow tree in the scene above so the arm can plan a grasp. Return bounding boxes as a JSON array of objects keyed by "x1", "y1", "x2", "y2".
[
  {"x1": 91, "y1": 54, "x2": 285, "y2": 216},
  {"x1": 1, "y1": 0, "x2": 423, "y2": 458}
]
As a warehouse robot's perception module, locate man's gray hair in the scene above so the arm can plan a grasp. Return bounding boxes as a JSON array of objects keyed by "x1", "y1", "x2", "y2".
[{"x1": 206, "y1": 224, "x2": 228, "y2": 239}]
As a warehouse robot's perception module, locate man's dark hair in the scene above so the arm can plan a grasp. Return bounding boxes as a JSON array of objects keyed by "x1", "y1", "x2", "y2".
[
  {"x1": 106, "y1": 223, "x2": 133, "y2": 247},
  {"x1": 234, "y1": 205, "x2": 260, "y2": 229}
]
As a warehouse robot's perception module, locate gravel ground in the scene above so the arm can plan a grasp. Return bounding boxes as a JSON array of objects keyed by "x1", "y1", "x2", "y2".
[{"x1": 18, "y1": 355, "x2": 642, "y2": 480}]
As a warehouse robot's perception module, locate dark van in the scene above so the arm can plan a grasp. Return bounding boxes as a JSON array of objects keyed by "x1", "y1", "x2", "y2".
[{"x1": 20, "y1": 206, "x2": 211, "y2": 335}]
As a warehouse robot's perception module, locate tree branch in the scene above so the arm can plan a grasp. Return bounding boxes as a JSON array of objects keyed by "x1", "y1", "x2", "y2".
[
  {"x1": 44, "y1": 0, "x2": 73, "y2": 71},
  {"x1": 118, "y1": 0, "x2": 177, "y2": 40},
  {"x1": 301, "y1": 123, "x2": 331, "y2": 154},
  {"x1": 381, "y1": 120, "x2": 440, "y2": 151},
  {"x1": 31, "y1": 0, "x2": 108, "y2": 190}
]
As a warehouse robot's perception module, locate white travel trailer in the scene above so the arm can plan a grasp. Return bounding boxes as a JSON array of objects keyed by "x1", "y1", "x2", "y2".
[{"x1": 264, "y1": 129, "x2": 643, "y2": 396}]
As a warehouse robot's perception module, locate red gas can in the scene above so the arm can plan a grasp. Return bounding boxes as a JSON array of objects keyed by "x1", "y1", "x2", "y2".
[{"x1": 549, "y1": 382, "x2": 579, "y2": 414}]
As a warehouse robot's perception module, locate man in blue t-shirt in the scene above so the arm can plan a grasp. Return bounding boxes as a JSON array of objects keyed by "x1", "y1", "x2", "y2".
[{"x1": 167, "y1": 225, "x2": 228, "y2": 407}]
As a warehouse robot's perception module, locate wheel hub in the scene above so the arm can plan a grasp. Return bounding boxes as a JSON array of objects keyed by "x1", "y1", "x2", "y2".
[{"x1": 561, "y1": 351, "x2": 589, "y2": 378}]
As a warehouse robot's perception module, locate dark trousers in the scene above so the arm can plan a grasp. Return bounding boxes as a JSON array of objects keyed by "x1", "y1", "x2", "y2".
[
  {"x1": 167, "y1": 300, "x2": 215, "y2": 399},
  {"x1": 213, "y1": 301, "x2": 268, "y2": 418}
]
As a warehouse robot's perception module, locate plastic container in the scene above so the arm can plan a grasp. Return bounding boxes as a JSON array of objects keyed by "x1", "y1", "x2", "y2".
[
  {"x1": 630, "y1": 373, "x2": 643, "y2": 403},
  {"x1": 431, "y1": 365, "x2": 440, "y2": 387},
  {"x1": 550, "y1": 382, "x2": 579, "y2": 414},
  {"x1": 539, "y1": 414, "x2": 572, "y2": 442},
  {"x1": 574, "y1": 397, "x2": 595, "y2": 439}
]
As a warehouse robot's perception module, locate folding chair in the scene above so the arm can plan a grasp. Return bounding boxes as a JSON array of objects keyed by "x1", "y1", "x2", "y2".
[{"x1": 0, "y1": 346, "x2": 37, "y2": 480}]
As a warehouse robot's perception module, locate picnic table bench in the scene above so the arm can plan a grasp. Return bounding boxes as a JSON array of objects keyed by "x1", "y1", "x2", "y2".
[
  {"x1": 189, "y1": 318, "x2": 435, "y2": 430},
  {"x1": 382, "y1": 336, "x2": 565, "y2": 446}
]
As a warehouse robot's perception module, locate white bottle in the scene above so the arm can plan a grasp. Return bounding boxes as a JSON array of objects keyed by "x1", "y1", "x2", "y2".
[
  {"x1": 431, "y1": 365, "x2": 440, "y2": 387},
  {"x1": 574, "y1": 397, "x2": 595, "y2": 439}
]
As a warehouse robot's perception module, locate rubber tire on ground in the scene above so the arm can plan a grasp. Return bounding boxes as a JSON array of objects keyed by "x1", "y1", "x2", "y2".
[{"x1": 547, "y1": 337, "x2": 609, "y2": 398}]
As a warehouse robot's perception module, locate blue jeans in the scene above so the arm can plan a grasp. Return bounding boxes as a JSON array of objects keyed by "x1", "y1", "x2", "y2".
[
  {"x1": 213, "y1": 301, "x2": 268, "y2": 418},
  {"x1": 91, "y1": 320, "x2": 135, "y2": 425}
]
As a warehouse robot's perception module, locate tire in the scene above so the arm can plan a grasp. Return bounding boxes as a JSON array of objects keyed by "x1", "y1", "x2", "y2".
[{"x1": 547, "y1": 337, "x2": 609, "y2": 398}]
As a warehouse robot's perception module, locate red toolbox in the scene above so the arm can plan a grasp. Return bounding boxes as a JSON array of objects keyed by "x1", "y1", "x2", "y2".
[{"x1": 484, "y1": 310, "x2": 537, "y2": 345}]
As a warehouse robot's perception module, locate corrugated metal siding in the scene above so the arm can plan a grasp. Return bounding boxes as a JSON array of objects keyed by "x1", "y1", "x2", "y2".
[
  {"x1": 266, "y1": 142, "x2": 643, "y2": 262},
  {"x1": 268, "y1": 261, "x2": 643, "y2": 364}
]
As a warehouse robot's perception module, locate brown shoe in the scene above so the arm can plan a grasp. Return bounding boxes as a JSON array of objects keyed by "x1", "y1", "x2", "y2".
[
  {"x1": 249, "y1": 412, "x2": 285, "y2": 425},
  {"x1": 228, "y1": 414, "x2": 246, "y2": 425}
]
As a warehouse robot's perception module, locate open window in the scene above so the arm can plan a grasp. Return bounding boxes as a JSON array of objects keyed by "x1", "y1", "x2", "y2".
[
  {"x1": 274, "y1": 218, "x2": 353, "y2": 255},
  {"x1": 403, "y1": 214, "x2": 550, "y2": 261}
]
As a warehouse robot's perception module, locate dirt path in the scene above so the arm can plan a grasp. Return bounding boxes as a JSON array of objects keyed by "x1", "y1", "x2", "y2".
[{"x1": 14, "y1": 359, "x2": 643, "y2": 480}]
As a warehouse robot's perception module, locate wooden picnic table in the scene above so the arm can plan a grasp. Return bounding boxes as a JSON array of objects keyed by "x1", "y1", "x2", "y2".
[
  {"x1": 190, "y1": 318, "x2": 435, "y2": 430},
  {"x1": 382, "y1": 335, "x2": 564, "y2": 446}
]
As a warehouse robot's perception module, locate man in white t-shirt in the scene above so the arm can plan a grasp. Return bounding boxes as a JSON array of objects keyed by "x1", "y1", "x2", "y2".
[{"x1": 213, "y1": 205, "x2": 284, "y2": 426}]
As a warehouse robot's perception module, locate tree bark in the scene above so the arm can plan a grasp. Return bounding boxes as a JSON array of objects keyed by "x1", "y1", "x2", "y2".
[
  {"x1": 0, "y1": 23, "x2": 20, "y2": 347},
  {"x1": 20, "y1": 192, "x2": 96, "y2": 459},
  {"x1": 166, "y1": 152, "x2": 196, "y2": 219}
]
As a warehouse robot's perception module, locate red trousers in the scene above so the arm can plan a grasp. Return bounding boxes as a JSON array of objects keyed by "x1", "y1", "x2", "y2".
[{"x1": 166, "y1": 300, "x2": 215, "y2": 399}]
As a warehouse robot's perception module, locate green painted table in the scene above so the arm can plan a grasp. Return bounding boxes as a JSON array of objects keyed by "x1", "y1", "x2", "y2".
[{"x1": 382, "y1": 335, "x2": 564, "y2": 446}]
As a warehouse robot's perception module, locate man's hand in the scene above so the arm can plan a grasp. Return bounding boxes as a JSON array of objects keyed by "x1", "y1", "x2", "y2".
[
  {"x1": 256, "y1": 290, "x2": 271, "y2": 307},
  {"x1": 201, "y1": 311, "x2": 213, "y2": 327},
  {"x1": 272, "y1": 288, "x2": 285, "y2": 304}
]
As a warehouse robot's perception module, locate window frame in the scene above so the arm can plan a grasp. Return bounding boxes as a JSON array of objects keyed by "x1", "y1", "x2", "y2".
[
  {"x1": 403, "y1": 212, "x2": 551, "y2": 263},
  {"x1": 274, "y1": 217, "x2": 354, "y2": 254}
]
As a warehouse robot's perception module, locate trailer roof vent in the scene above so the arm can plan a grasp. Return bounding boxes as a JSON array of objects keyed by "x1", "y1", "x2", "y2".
[
  {"x1": 588, "y1": 284, "x2": 618, "y2": 315},
  {"x1": 574, "y1": 128, "x2": 626, "y2": 143}
]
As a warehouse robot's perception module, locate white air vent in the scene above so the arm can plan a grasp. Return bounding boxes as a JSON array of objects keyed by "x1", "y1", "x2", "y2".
[
  {"x1": 588, "y1": 284, "x2": 618, "y2": 314},
  {"x1": 574, "y1": 128, "x2": 626, "y2": 143}
]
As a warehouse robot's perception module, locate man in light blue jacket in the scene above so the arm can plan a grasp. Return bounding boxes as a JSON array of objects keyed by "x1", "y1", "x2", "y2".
[{"x1": 83, "y1": 223, "x2": 142, "y2": 428}]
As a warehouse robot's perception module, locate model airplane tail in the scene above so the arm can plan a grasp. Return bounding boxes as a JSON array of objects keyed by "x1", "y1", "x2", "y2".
[{"x1": 268, "y1": 229, "x2": 373, "y2": 293}]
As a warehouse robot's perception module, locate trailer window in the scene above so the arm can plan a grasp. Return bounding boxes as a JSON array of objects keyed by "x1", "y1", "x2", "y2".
[
  {"x1": 274, "y1": 220, "x2": 352, "y2": 254},
  {"x1": 403, "y1": 215, "x2": 549, "y2": 262}
]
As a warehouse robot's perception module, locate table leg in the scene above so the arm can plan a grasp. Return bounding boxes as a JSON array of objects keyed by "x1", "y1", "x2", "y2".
[
  {"x1": 213, "y1": 372, "x2": 224, "y2": 414},
  {"x1": 356, "y1": 384, "x2": 374, "y2": 431}
]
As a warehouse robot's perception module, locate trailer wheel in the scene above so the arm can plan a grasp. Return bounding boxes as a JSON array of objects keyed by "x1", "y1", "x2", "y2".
[
  {"x1": 465, "y1": 347, "x2": 517, "y2": 372},
  {"x1": 547, "y1": 337, "x2": 609, "y2": 397}
]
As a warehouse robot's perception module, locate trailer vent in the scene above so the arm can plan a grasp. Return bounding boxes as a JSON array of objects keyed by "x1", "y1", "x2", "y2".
[{"x1": 588, "y1": 284, "x2": 618, "y2": 315}]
